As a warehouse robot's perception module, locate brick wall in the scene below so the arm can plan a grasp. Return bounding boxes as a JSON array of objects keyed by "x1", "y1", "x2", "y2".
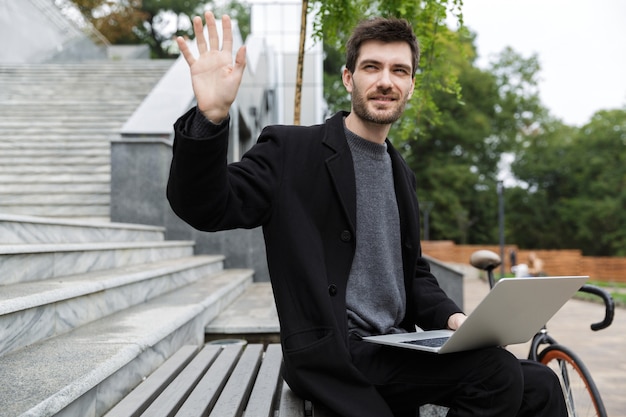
[{"x1": 421, "y1": 241, "x2": 626, "y2": 283}]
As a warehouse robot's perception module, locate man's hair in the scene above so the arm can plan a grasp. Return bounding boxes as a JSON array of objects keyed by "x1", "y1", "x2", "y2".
[{"x1": 345, "y1": 17, "x2": 420, "y2": 76}]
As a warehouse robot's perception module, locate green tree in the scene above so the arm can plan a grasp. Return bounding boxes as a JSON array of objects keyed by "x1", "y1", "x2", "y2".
[
  {"x1": 397, "y1": 37, "x2": 545, "y2": 244},
  {"x1": 505, "y1": 119, "x2": 577, "y2": 249},
  {"x1": 489, "y1": 47, "x2": 547, "y2": 152},
  {"x1": 509, "y1": 109, "x2": 626, "y2": 256}
]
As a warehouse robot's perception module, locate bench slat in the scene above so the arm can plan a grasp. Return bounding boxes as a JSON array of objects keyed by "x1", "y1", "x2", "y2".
[
  {"x1": 104, "y1": 345, "x2": 199, "y2": 417},
  {"x1": 174, "y1": 344, "x2": 244, "y2": 417},
  {"x1": 208, "y1": 344, "x2": 264, "y2": 417},
  {"x1": 242, "y1": 344, "x2": 283, "y2": 417},
  {"x1": 141, "y1": 345, "x2": 221, "y2": 417},
  {"x1": 277, "y1": 382, "x2": 305, "y2": 417}
]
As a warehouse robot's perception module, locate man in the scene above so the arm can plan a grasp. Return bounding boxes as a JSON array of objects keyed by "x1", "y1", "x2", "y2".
[{"x1": 167, "y1": 12, "x2": 566, "y2": 417}]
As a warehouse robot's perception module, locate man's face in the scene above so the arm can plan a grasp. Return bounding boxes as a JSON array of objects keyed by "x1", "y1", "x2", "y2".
[{"x1": 343, "y1": 40, "x2": 415, "y2": 125}]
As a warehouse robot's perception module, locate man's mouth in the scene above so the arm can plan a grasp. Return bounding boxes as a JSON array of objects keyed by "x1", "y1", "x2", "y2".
[{"x1": 370, "y1": 95, "x2": 396, "y2": 102}]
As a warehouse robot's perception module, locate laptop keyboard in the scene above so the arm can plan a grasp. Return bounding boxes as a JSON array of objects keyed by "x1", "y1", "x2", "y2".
[{"x1": 401, "y1": 336, "x2": 449, "y2": 348}]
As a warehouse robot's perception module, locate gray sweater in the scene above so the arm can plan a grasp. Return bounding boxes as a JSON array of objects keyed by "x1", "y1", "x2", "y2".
[{"x1": 344, "y1": 128, "x2": 406, "y2": 336}]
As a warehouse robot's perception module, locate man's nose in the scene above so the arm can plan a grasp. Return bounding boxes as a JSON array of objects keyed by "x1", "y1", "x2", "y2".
[{"x1": 377, "y1": 69, "x2": 393, "y2": 88}]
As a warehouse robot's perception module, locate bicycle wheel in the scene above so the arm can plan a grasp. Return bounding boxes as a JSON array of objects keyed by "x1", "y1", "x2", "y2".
[{"x1": 538, "y1": 344, "x2": 607, "y2": 417}]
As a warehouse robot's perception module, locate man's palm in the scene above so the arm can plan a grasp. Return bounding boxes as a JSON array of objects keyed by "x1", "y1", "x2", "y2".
[{"x1": 177, "y1": 12, "x2": 246, "y2": 123}]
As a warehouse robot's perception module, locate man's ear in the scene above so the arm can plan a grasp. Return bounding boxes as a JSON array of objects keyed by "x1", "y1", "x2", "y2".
[
  {"x1": 342, "y1": 67, "x2": 353, "y2": 93},
  {"x1": 408, "y1": 77, "x2": 416, "y2": 99}
]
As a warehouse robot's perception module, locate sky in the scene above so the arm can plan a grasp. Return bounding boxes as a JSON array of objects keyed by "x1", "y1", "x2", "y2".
[{"x1": 460, "y1": 0, "x2": 626, "y2": 127}]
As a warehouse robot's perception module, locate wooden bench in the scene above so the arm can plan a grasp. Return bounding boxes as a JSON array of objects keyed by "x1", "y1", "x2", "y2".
[
  {"x1": 104, "y1": 341, "x2": 447, "y2": 417},
  {"x1": 103, "y1": 342, "x2": 337, "y2": 417}
]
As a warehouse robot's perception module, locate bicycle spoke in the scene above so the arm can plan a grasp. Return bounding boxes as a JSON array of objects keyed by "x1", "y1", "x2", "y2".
[{"x1": 539, "y1": 345, "x2": 607, "y2": 417}]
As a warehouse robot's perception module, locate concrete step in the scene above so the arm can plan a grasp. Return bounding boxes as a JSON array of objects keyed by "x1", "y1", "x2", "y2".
[
  {"x1": 0, "y1": 165, "x2": 110, "y2": 174},
  {"x1": 1, "y1": 192, "x2": 109, "y2": 204},
  {"x1": 0, "y1": 146, "x2": 109, "y2": 157},
  {"x1": 0, "y1": 140, "x2": 112, "y2": 148},
  {"x1": 0, "y1": 197, "x2": 112, "y2": 219},
  {"x1": 0, "y1": 183, "x2": 109, "y2": 193},
  {"x1": 0, "y1": 255, "x2": 225, "y2": 357},
  {"x1": 0, "y1": 135, "x2": 111, "y2": 142},
  {"x1": 0, "y1": 109, "x2": 131, "y2": 116},
  {"x1": 0, "y1": 214, "x2": 165, "y2": 244},
  {"x1": 0, "y1": 193, "x2": 109, "y2": 205},
  {"x1": 0, "y1": 207, "x2": 110, "y2": 220},
  {"x1": 0, "y1": 240, "x2": 196, "y2": 285},
  {"x1": 0, "y1": 127, "x2": 123, "y2": 135},
  {"x1": 0, "y1": 119, "x2": 127, "y2": 127},
  {"x1": 0, "y1": 155, "x2": 110, "y2": 165},
  {"x1": 0, "y1": 206, "x2": 110, "y2": 221},
  {"x1": 0, "y1": 173, "x2": 110, "y2": 183},
  {"x1": 0, "y1": 113, "x2": 135, "y2": 121},
  {"x1": 0, "y1": 146, "x2": 110, "y2": 155},
  {"x1": 0, "y1": 102, "x2": 135, "y2": 110},
  {"x1": 0, "y1": 268, "x2": 253, "y2": 417},
  {"x1": 206, "y1": 282, "x2": 279, "y2": 343}
]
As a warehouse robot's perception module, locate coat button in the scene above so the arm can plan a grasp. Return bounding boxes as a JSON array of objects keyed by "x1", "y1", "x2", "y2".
[
  {"x1": 340, "y1": 230, "x2": 352, "y2": 242},
  {"x1": 328, "y1": 284, "x2": 338, "y2": 296}
]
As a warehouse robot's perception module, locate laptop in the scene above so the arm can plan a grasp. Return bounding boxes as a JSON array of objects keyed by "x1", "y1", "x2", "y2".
[{"x1": 363, "y1": 276, "x2": 588, "y2": 354}]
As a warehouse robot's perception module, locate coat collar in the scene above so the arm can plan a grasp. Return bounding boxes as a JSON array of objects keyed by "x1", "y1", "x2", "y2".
[
  {"x1": 323, "y1": 112, "x2": 357, "y2": 233},
  {"x1": 321, "y1": 111, "x2": 351, "y2": 153}
]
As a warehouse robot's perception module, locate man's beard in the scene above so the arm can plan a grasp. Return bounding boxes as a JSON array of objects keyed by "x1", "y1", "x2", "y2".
[{"x1": 351, "y1": 83, "x2": 410, "y2": 125}]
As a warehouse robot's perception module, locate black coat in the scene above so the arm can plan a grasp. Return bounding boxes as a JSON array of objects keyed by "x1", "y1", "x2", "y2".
[{"x1": 167, "y1": 109, "x2": 462, "y2": 416}]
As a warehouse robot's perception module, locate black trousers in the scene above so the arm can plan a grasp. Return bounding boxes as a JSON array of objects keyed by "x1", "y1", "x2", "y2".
[{"x1": 349, "y1": 335, "x2": 567, "y2": 417}]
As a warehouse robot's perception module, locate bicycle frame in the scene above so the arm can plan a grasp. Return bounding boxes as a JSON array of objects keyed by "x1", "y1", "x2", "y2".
[{"x1": 528, "y1": 327, "x2": 556, "y2": 361}]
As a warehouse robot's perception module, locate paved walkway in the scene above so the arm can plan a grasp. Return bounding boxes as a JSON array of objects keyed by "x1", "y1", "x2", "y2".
[{"x1": 463, "y1": 273, "x2": 626, "y2": 417}]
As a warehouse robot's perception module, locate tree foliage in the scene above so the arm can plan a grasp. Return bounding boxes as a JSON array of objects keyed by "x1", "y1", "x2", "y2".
[
  {"x1": 405, "y1": 39, "x2": 548, "y2": 244},
  {"x1": 61, "y1": 0, "x2": 250, "y2": 58},
  {"x1": 508, "y1": 109, "x2": 626, "y2": 256}
]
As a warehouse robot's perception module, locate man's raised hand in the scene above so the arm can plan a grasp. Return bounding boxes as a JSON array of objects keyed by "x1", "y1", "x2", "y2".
[{"x1": 176, "y1": 11, "x2": 246, "y2": 124}]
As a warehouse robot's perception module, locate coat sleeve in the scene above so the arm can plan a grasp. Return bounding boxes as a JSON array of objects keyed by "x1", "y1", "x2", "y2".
[
  {"x1": 166, "y1": 107, "x2": 281, "y2": 231},
  {"x1": 410, "y1": 254, "x2": 464, "y2": 331}
]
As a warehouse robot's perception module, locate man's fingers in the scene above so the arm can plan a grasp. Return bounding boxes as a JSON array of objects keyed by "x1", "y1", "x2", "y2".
[
  {"x1": 221, "y1": 15, "x2": 233, "y2": 54},
  {"x1": 192, "y1": 16, "x2": 207, "y2": 53},
  {"x1": 176, "y1": 36, "x2": 195, "y2": 66},
  {"x1": 234, "y1": 45, "x2": 247, "y2": 75},
  {"x1": 205, "y1": 11, "x2": 220, "y2": 51}
]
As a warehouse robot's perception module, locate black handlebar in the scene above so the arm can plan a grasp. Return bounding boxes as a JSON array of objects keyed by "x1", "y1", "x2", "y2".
[
  {"x1": 578, "y1": 284, "x2": 615, "y2": 331},
  {"x1": 469, "y1": 250, "x2": 615, "y2": 332}
]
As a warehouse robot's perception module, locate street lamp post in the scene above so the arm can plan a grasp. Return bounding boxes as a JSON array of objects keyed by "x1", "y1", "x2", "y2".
[
  {"x1": 497, "y1": 180, "x2": 505, "y2": 278},
  {"x1": 421, "y1": 201, "x2": 434, "y2": 241}
]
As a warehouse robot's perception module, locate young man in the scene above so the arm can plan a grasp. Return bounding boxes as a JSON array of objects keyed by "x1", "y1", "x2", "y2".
[{"x1": 167, "y1": 12, "x2": 566, "y2": 417}]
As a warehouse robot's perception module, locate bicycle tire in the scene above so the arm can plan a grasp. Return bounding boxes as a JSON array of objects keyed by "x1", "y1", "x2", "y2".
[{"x1": 538, "y1": 344, "x2": 607, "y2": 417}]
